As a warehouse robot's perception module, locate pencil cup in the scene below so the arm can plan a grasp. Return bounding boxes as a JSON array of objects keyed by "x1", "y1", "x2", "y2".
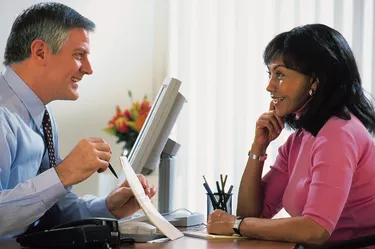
[{"x1": 206, "y1": 193, "x2": 233, "y2": 217}]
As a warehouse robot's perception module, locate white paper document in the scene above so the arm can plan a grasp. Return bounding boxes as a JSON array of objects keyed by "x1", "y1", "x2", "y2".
[{"x1": 120, "y1": 156, "x2": 184, "y2": 240}]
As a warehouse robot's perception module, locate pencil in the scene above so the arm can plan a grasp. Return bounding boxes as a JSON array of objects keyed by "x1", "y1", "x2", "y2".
[{"x1": 203, "y1": 175, "x2": 208, "y2": 184}]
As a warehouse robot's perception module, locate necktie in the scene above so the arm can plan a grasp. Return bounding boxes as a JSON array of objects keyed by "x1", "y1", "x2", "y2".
[
  {"x1": 26, "y1": 109, "x2": 60, "y2": 233},
  {"x1": 42, "y1": 109, "x2": 56, "y2": 168}
]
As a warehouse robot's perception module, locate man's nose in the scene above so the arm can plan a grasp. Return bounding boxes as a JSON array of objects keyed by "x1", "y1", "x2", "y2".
[{"x1": 81, "y1": 58, "x2": 93, "y2": 75}]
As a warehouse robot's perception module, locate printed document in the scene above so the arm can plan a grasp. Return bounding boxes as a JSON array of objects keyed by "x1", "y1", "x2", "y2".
[{"x1": 120, "y1": 156, "x2": 184, "y2": 240}]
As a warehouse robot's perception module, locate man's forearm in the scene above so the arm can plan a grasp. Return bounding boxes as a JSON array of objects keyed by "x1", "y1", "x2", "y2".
[
  {"x1": 0, "y1": 169, "x2": 66, "y2": 237},
  {"x1": 58, "y1": 191, "x2": 115, "y2": 224}
]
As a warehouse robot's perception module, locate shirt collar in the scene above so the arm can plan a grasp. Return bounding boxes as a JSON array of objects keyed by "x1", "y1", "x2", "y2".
[{"x1": 2, "y1": 66, "x2": 45, "y2": 128}]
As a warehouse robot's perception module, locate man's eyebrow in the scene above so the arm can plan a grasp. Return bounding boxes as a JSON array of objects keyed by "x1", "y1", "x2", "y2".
[{"x1": 73, "y1": 48, "x2": 89, "y2": 54}]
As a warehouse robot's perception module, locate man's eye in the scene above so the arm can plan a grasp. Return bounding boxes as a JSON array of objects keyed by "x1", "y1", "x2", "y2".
[{"x1": 75, "y1": 53, "x2": 83, "y2": 60}]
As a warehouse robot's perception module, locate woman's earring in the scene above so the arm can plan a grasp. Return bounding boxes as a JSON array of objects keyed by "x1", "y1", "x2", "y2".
[{"x1": 309, "y1": 89, "x2": 316, "y2": 97}]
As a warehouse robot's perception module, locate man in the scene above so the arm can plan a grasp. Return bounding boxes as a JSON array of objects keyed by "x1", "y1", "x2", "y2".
[{"x1": 0, "y1": 2, "x2": 156, "y2": 237}]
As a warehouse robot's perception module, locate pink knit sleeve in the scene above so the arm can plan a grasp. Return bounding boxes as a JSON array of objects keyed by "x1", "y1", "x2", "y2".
[
  {"x1": 302, "y1": 121, "x2": 358, "y2": 235},
  {"x1": 261, "y1": 134, "x2": 294, "y2": 218}
]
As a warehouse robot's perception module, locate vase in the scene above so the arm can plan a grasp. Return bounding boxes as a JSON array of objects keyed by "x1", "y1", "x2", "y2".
[{"x1": 122, "y1": 147, "x2": 131, "y2": 157}]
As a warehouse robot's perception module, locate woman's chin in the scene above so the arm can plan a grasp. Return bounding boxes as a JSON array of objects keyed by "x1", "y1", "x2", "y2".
[{"x1": 275, "y1": 108, "x2": 287, "y2": 118}]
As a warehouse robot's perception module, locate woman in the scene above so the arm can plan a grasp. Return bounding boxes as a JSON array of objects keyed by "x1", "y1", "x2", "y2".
[{"x1": 207, "y1": 24, "x2": 375, "y2": 246}]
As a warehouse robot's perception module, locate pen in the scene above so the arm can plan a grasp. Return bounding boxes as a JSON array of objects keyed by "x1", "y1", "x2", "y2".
[
  {"x1": 223, "y1": 184, "x2": 233, "y2": 208},
  {"x1": 216, "y1": 181, "x2": 224, "y2": 210},
  {"x1": 108, "y1": 163, "x2": 118, "y2": 178},
  {"x1": 203, "y1": 182, "x2": 219, "y2": 209}
]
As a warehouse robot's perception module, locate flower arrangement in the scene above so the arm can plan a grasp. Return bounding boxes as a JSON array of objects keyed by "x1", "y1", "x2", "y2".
[{"x1": 102, "y1": 90, "x2": 151, "y2": 155}]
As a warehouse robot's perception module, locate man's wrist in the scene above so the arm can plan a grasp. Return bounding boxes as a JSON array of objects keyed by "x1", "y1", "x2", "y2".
[{"x1": 55, "y1": 164, "x2": 72, "y2": 188}]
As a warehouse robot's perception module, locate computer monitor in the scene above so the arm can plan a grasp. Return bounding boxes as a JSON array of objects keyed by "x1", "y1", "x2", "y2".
[{"x1": 127, "y1": 77, "x2": 186, "y2": 175}]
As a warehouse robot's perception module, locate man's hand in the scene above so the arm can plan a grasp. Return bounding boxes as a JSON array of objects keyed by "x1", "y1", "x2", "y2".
[
  {"x1": 106, "y1": 174, "x2": 157, "y2": 219},
  {"x1": 55, "y1": 138, "x2": 112, "y2": 188},
  {"x1": 207, "y1": 209, "x2": 237, "y2": 236}
]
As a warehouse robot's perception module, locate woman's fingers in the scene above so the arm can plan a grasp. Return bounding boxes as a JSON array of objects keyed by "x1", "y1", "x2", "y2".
[{"x1": 258, "y1": 112, "x2": 282, "y2": 133}]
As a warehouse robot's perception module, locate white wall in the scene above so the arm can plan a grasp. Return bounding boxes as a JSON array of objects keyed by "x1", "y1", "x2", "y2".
[{"x1": 0, "y1": 0, "x2": 167, "y2": 198}]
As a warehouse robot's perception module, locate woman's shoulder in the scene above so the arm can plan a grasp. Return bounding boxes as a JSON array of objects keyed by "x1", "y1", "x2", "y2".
[{"x1": 317, "y1": 114, "x2": 371, "y2": 142}]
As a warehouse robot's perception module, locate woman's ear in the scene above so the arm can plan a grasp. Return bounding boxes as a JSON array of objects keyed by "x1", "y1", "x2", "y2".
[{"x1": 310, "y1": 75, "x2": 319, "y2": 91}]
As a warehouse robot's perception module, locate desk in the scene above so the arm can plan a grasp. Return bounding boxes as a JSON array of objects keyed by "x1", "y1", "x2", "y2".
[{"x1": 1, "y1": 237, "x2": 295, "y2": 249}]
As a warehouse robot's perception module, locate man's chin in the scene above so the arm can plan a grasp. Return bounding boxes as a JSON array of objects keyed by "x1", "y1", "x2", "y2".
[{"x1": 64, "y1": 91, "x2": 80, "y2": 101}]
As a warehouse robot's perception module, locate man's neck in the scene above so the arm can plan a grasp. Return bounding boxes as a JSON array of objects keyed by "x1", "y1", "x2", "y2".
[{"x1": 11, "y1": 63, "x2": 49, "y2": 105}]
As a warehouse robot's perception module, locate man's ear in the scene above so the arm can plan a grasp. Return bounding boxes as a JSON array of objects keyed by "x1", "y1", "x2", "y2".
[{"x1": 30, "y1": 40, "x2": 49, "y2": 65}]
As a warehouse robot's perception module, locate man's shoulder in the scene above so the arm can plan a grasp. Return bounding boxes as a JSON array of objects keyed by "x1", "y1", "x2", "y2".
[
  {"x1": 0, "y1": 107, "x2": 20, "y2": 128},
  {"x1": 0, "y1": 75, "x2": 28, "y2": 122},
  {"x1": 0, "y1": 75, "x2": 18, "y2": 107}
]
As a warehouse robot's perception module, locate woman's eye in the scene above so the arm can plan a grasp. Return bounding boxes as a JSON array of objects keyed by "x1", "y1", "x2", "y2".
[
  {"x1": 276, "y1": 71, "x2": 284, "y2": 79},
  {"x1": 266, "y1": 71, "x2": 271, "y2": 79}
]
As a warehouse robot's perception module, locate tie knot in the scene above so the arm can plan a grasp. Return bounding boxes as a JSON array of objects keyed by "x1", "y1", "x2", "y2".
[{"x1": 43, "y1": 109, "x2": 50, "y2": 124}]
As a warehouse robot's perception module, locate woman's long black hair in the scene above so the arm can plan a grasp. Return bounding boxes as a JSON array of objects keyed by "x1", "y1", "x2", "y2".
[{"x1": 263, "y1": 24, "x2": 375, "y2": 136}]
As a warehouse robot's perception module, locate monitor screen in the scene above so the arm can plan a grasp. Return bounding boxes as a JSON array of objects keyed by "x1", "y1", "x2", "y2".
[{"x1": 127, "y1": 77, "x2": 186, "y2": 174}]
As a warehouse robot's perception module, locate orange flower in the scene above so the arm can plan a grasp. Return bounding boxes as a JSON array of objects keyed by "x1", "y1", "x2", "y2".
[
  {"x1": 102, "y1": 90, "x2": 151, "y2": 153},
  {"x1": 133, "y1": 102, "x2": 140, "y2": 113},
  {"x1": 139, "y1": 99, "x2": 151, "y2": 116},
  {"x1": 114, "y1": 116, "x2": 129, "y2": 133},
  {"x1": 124, "y1": 109, "x2": 132, "y2": 120},
  {"x1": 134, "y1": 114, "x2": 148, "y2": 132},
  {"x1": 108, "y1": 105, "x2": 124, "y2": 125}
]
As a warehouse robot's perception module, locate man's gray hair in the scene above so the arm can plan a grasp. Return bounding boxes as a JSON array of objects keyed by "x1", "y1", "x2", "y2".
[{"x1": 4, "y1": 2, "x2": 95, "y2": 66}]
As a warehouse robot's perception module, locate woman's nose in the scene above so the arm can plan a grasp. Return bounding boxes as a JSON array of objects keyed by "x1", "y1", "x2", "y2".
[{"x1": 266, "y1": 78, "x2": 277, "y2": 93}]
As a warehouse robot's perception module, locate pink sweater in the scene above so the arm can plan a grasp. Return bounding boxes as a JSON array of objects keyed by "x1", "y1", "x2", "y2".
[{"x1": 262, "y1": 114, "x2": 375, "y2": 241}]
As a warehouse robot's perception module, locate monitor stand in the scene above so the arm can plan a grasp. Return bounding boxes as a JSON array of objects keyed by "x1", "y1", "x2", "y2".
[
  {"x1": 158, "y1": 138, "x2": 180, "y2": 213},
  {"x1": 158, "y1": 138, "x2": 205, "y2": 227}
]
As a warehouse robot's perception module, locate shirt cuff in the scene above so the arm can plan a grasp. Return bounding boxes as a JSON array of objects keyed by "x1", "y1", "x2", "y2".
[
  {"x1": 33, "y1": 168, "x2": 67, "y2": 207},
  {"x1": 87, "y1": 196, "x2": 116, "y2": 219}
]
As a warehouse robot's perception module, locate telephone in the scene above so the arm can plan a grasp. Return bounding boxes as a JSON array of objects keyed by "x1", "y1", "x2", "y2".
[{"x1": 15, "y1": 218, "x2": 132, "y2": 248}]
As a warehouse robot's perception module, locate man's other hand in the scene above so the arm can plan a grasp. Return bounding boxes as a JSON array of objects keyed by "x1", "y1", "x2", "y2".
[{"x1": 106, "y1": 174, "x2": 157, "y2": 218}]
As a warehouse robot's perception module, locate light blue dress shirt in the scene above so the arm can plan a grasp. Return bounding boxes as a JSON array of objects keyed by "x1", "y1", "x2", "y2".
[{"x1": 0, "y1": 66, "x2": 114, "y2": 238}]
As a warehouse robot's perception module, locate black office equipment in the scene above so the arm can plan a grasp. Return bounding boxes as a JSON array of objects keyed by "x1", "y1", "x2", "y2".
[
  {"x1": 16, "y1": 218, "x2": 127, "y2": 248},
  {"x1": 121, "y1": 234, "x2": 167, "y2": 243}
]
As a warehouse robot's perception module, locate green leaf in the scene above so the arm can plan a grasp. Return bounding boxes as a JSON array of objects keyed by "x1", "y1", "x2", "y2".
[{"x1": 101, "y1": 127, "x2": 117, "y2": 136}]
